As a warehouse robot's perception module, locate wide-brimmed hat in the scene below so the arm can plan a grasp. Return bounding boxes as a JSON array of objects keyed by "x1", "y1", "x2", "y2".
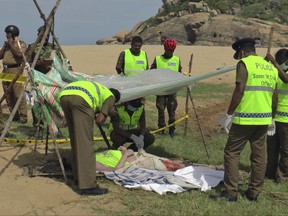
[{"x1": 232, "y1": 38, "x2": 256, "y2": 59}]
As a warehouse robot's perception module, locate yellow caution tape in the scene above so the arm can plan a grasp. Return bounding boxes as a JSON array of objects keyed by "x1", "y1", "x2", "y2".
[
  {"x1": 182, "y1": 71, "x2": 190, "y2": 76},
  {"x1": 152, "y1": 114, "x2": 189, "y2": 134},
  {"x1": 1, "y1": 137, "x2": 106, "y2": 144},
  {"x1": 1, "y1": 114, "x2": 189, "y2": 144},
  {"x1": 0, "y1": 73, "x2": 27, "y2": 83}
]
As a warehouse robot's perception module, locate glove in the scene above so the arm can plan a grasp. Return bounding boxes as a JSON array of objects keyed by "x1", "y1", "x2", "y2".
[
  {"x1": 138, "y1": 135, "x2": 144, "y2": 150},
  {"x1": 130, "y1": 134, "x2": 140, "y2": 145},
  {"x1": 219, "y1": 114, "x2": 233, "y2": 134},
  {"x1": 130, "y1": 134, "x2": 144, "y2": 150},
  {"x1": 267, "y1": 119, "x2": 276, "y2": 136}
]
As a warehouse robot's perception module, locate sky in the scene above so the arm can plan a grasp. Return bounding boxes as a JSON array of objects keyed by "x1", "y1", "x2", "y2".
[{"x1": 0, "y1": 0, "x2": 163, "y2": 45}]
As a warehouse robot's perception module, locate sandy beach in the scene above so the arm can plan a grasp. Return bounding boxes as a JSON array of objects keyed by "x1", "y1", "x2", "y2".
[{"x1": 0, "y1": 45, "x2": 280, "y2": 215}]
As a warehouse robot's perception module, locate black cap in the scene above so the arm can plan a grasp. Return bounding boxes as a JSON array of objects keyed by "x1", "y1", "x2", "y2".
[{"x1": 232, "y1": 38, "x2": 256, "y2": 59}]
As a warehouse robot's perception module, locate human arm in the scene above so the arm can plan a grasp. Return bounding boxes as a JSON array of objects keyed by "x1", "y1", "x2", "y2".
[
  {"x1": 150, "y1": 57, "x2": 157, "y2": 69},
  {"x1": 95, "y1": 96, "x2": 115, "y2": 124},
  {"x1": 227, "y1": 61, "x2": 247, "y2": 115},
  {"x1": 111, "y1": 114, "x2": 134, "y2": 139},
  {"x1": 0, "y1": 42, "x2": 7, "y2": 59},
  {"x1": 6, "y1": 33, "x2": 24, "y2": 58},
  {"x1": 145, "y1": 52, "x2": 149, "y2": 70},
  {"x1": 222, "y1": 62, "x2": 246, "y2": 133},
  {"x1": 115, "y1": 51, "x2": 125, "y2": 74},
  {"x1": 267, "y1": 87, "x2": 278, "y2": 136},
  {"x1": 265, "y1": 53, "x2": 288, "y2": 83},
  {"x1": 178, "y1": 59, "x2": 182, "y2": 73},
  {"x1": 138, "y1": 109, "x2": 146, "y2": 136},
  {"x1": 114, "y1": 149, "x2": 134, "y2": 170}
]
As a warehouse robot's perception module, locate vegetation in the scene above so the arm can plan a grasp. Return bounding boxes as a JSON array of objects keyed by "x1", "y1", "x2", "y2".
[
  {"x1": 7, "y1": 81, "x2": 287, "y2": 215},
  {"x1": 96, "y1": 82, "x2": 287, "y2": 215},
  {"x1": 153, "y1": 0, "x2": 288, "y2": 24}
]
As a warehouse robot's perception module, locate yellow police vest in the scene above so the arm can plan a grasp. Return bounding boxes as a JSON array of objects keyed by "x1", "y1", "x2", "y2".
[
  {"x1": 110, "y1": 105, "x2": 144, "y2": 131},
  {"x1": 60, "y1": 80, "x2": 113, "y2": 112},
  {"x1": 155, "y1": 55, "x2": 180, "y2": 72},
  {"x1": 96, "y1": 150, "x2": 129, "y2": 168},
  {"x1": 275, "y1": 72, "x2": 288, "y2": 123},
  {"x1": 233, "y1": 55, "x2": 277, "y2": 125},
  {"x1": 124, "y1": 49, "x2": 147, "y2": 76}
]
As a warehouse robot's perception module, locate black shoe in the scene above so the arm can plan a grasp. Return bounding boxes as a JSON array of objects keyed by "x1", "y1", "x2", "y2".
[
  {"x1": 78, "y1": 186, "x2": 108, "y2": 196},
  {"x1": 169, "y1": 132, "x2": 175, "y2": 138},
  {"x1": 244, "y1": 191, "x2": 258, "y2": 201},
  {"x1": 209, "y1": 190, "x2": 237, "y2": 202}
]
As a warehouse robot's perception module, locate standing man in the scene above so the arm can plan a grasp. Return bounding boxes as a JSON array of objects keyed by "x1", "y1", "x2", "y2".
[
  {"x1": 26, "y1": 26, "x2": 63, "y2": 139},
  {"x1": 0, "y1": 25, "x2": 28, "y2": 124},
  {"x1": 60, "y1": 80, "x2": 120, "y2": 195},
  {"x1": 150, "y1": 38, "x2": 182, "y2": 137},
  {"x1": 115, "y1": 36, "x2": 148, "y2": 76},
  {"x1": 265, "y1": 48, "x2": 288, "y2": 183},
  {"x1": 26, "y1": 25, "x2": 62, "y2": 74},
  {"x1": 110, "y1": 98, "x2": 155, "y2": 151},
  {"x1": 211, "y1": 38, "x2": 278, "y2": 202}
]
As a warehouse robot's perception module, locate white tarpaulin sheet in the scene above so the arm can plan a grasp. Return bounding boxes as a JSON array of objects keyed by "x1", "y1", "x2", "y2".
[
  {"x1": 90, "y1": 67, "x2": 236, "y2": 103},
  {"x1": 53, "y1": 55, "x2": 235, "y2": 103}
]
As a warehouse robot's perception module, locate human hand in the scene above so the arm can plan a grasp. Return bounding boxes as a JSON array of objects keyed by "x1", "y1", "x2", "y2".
[
  {"x1": 130, "y1": 134, "x2": 142, "y2": 150},
  {"x1": 219, "y1": 114, "x2": 233, "y2": 134},
  {"x1": 138, "y1": 135, "x2": 144, "y2": 150},
  {"x1": 122, "y1": 149, "x2": 134, "y2": 157},
  {"x1": 95, "y1": 112, "x2": 107, "y2": 124},
  {"x1": 108, "y1": 107, "x2": 118, "y2": 117},
  {"x1": 118, "y1": 146, "x2": 127, "y2": 151},
  {"x1": 264, "y1": 53, "x2": 276, "y2": 64},
  {"x1": 267, "y1": 119, "x2": 276, "y2": 136}
]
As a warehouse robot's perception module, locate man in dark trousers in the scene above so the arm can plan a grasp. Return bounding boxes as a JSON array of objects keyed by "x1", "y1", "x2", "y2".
[
  {"x1": 150, "y1": 38, "x2": 182, "y2": 137},
  {"x1": 265, "y1": 48, "x2": 288, "y2": 183},
  {"x1": 110, "y1": 98, "x2": 155, "y2": 151},
  {"x1": 115, "y1": 36, "x2": 148, "y2": 76},
  {"x1": 60, "y1": 80, "x2": 120, "y2": 195},
  {"x1": 211, "y1": 38, "x2": 278, "y2": 202}
]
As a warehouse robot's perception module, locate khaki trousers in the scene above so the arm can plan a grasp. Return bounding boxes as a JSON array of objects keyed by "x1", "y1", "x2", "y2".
[
  {"x1": 2, "y1": 67, "x2": 27, "y2": 121},
  {"x1": 224, "y1": 124, "x2": 267, "y2": 197},
  {"x1": 60, "y1": 95, "x2": 98, "y2": 190}
]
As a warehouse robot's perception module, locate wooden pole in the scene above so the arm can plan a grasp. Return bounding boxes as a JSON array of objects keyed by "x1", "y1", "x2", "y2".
[
  {"x1": 187, "y1": 90, "x2": 210, "y2": 159},
  {"x1": 267, "y1": 26, "x2": 274, "y2": 55},
  {"x1": 184, "y1": 53, "x2": 193, "y2": 136},
  {"x1": 33, "y1": 0, "x2": 73, "y2": 70}
]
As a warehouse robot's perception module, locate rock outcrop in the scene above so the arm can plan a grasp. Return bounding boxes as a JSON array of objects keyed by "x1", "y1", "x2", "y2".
[{"x1": 96, "y1": 0, "x2": 288, "y2": 47}]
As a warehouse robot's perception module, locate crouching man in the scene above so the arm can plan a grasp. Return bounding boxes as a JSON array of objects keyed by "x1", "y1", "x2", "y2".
[{"x1": 110, "y1": 98, "x2": 155, "y2": 151}]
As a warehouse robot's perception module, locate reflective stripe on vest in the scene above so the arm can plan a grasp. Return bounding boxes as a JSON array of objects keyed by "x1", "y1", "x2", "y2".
[
  {"x1": 60, "y1": 81, "x2": 110, "y2": 111},
  {"x1": 124, "y1": 49, "x2": 147, "y2": 76},
  {"x1": 233, "y1": 55, "x2": 277, "y2": 125},
  {"x1": 110, "y1": 105, "x2": 144, "y2": 131},
  {"x1": 155, "y1": 55, "x2": 180, "y2": 72},
  {"x1": 275, "y1": 72, "x2": 288, "y2": 123}
]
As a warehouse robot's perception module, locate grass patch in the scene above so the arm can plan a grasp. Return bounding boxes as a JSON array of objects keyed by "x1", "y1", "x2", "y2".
[{"x1": 6, "y1": 82, "x2": 288, "y2": 215}]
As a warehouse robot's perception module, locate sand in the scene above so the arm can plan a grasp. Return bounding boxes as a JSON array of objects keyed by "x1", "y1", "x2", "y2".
[{"x1": 0, "y1": 45, "x2": 278, "y2": 215}]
